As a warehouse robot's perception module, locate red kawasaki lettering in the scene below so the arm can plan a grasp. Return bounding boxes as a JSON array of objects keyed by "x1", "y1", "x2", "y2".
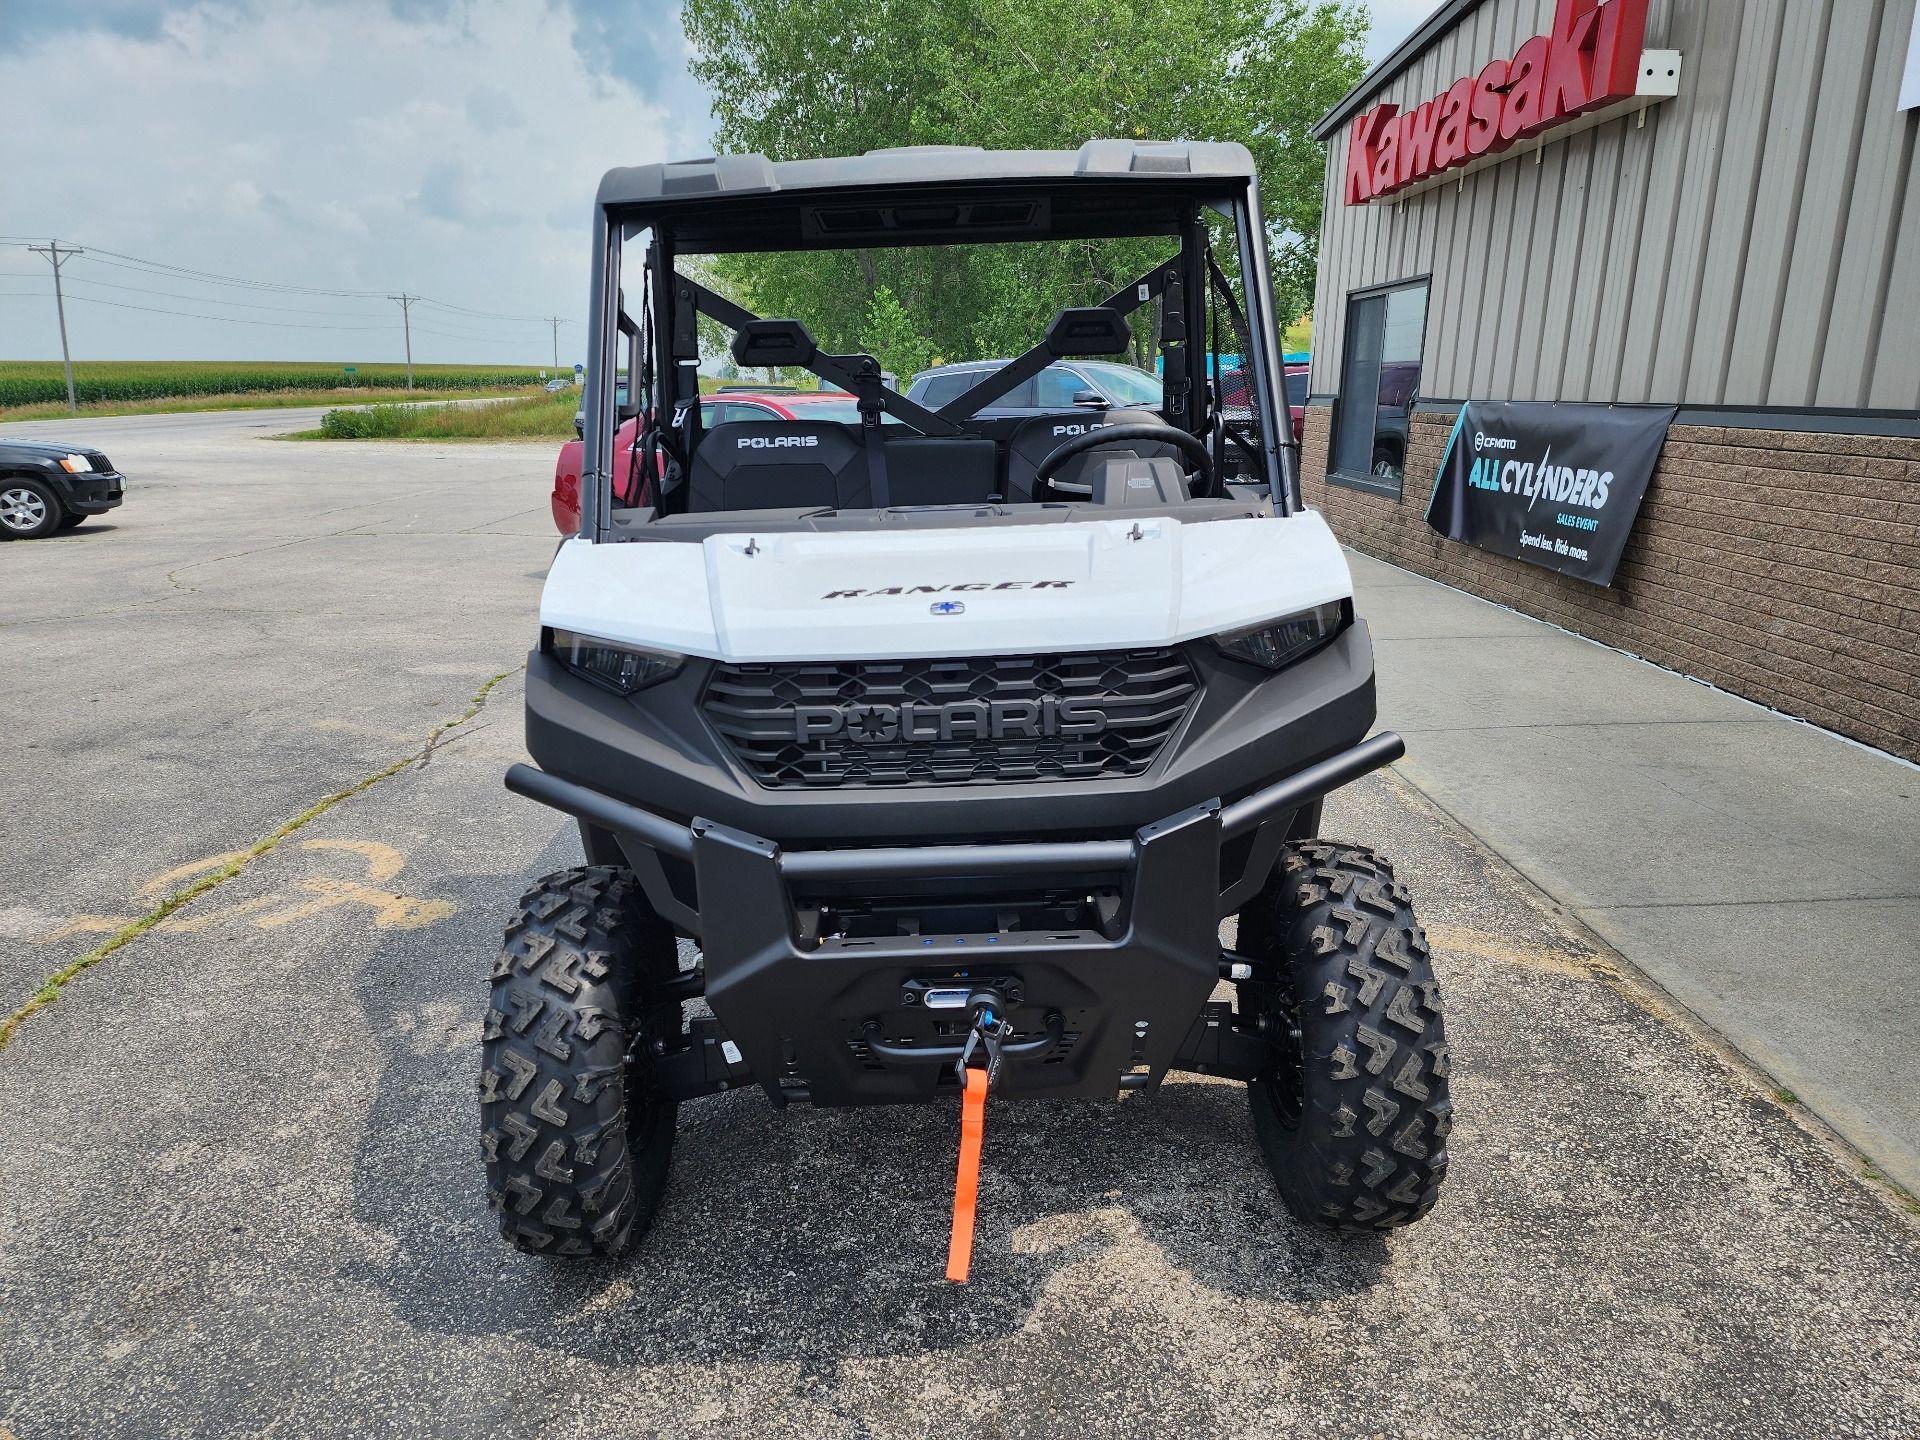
[
  {"x1": 1591, "y1": 0, "x2": 1650, "y2": 103},
  {"x1": 1431, "y1": 77, "x2": 1474, "y2": 170},
  {"x1": 1371, "y1": 118, "x2": 1401, "y2": 195},
  {"x1": 1344, "y1": 105, "x2": 1398, "y2": 204},
  {"x1": 1466, "y1": 58, "x2": 1509, "y2": 158},
  {"x1": 1541, "y1": 0, "x2": 1604, "y2": 117},
  {"x1": 1397, "y1": 100, "x2": 1441, "y2": 185},
  {"x1": 1344, "y1": 0, "x2": 1652, "y2": 202},
  {"x1": 1499, "y1": 35, "x2": 1551, "y2": 142}
]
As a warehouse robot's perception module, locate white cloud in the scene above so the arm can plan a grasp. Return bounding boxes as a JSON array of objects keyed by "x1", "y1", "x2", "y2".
[{"x1": 0, "y1": 0, "x2": 697, "y2": 365}]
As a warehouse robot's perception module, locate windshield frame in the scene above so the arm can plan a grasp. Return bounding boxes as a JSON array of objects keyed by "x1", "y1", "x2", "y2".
[{"x1": 577, "y1": 173, "x2": 1295, "y2": 539}]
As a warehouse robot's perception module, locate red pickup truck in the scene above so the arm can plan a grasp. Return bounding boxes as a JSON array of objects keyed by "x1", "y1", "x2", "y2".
[{"x1": 550, "y1": 389, "x2": 871, "y2": 534}]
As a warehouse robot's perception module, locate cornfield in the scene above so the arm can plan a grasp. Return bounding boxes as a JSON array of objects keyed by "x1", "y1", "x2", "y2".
[{"x1": 0, "y1": 360, "x2": 553, "y2": 408}]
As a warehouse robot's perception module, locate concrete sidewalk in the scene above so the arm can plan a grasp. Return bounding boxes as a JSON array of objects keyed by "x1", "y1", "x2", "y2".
[{"x1": 1351, "y1": 550, "x2": 1920, "y2": 1194}]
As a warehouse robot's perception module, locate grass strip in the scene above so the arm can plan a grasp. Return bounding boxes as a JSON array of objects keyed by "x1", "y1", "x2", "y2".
[
  {"x1": 0, "y1": 668, "x2": 516, "y2": 1054},
  {"x1": 291, "y1": 388, "x2": 584, "y2": 441}
]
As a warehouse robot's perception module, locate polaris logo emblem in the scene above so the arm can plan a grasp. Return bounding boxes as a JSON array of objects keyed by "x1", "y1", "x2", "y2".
[
  {"x1": 738, "y1": 434, "x2": 820, "y2": 449},
  {"x1": 930, "y1": 600, "x2": 965, "y2": 615},
  {"x1": 1050, "y1": 421, "x2": 1109, "y2": 437},
  {"x1": 794, "y1": 696, "x2": 1108, "y2": 745}
]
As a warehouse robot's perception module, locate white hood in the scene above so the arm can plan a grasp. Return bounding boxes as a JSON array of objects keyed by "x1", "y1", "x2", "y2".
[{"x1": 539, "y1": 511, "x2": 1352, "y2": 662}]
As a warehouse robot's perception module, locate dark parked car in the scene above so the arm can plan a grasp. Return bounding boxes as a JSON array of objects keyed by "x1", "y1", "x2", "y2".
[{"x1": 0, "y1": 439, "x2": 125, "y2": 539}]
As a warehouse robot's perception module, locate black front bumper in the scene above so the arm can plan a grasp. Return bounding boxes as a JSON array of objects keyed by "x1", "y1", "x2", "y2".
[
  {"x1": 523, "y1": 623, "x2": 1380, "y2": 845},
  {"x1": 52, "y1": 472, "x2": 125, "y2": 515},
  {"x1": 505, "y1": 731, "x2": 1404, "y2": 1107}
]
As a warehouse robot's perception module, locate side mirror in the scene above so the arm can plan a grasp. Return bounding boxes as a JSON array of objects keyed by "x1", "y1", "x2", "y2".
[{"x1": 1071, "y1": 388, "x2": 1105, "y2": 408}]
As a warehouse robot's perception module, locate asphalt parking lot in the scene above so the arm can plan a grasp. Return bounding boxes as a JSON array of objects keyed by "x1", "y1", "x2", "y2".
[{"x1": 3, "y1": 415, "x2": 1919, "y2": 1439}]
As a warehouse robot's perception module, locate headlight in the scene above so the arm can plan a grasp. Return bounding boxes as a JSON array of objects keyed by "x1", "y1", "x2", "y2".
[
  {"x1": 548, "y1": 629, "x2": 683, "y2": 695},
  {"x1": 58, "y1": 453, "x2": 92, "y2": 473},
  {"x1": 1211, "y1": 601, "x2": 1347, "y2": 670}
]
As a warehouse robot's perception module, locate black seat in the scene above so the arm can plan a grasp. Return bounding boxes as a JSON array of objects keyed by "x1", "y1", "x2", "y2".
[
  {"x1": 879, "y1": 433, "x2": 1000, "y2": 506},
  {"x1": 1004, "y1": 408, "x2": 1185, "y2": 501},
  {"x1": 686, "y1": 421, "x2": 868, "y2": 512}
]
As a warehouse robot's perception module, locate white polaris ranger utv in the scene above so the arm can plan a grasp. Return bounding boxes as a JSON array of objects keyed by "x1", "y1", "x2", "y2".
[{"x1": 485, "y1": 141, "x2": 1450, "y2": 1271}]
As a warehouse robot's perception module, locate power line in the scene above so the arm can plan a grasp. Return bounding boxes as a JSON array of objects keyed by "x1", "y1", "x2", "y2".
[
  {"x1": 2, "y1": 294, "x2": 550, "y2": 354},
  {"x1": 69, "y1": 274, "x2": 548, "y2": 337},
  {"x1": 80, "y1": 248, "x2": 564, "y2": 324},
  {"x1": 47, "y1": 271, "x2": 398, "y2": 319},
  {"x1": 79, "y1": 245, "x2": 389, "y2": 299},
  {"x1": 416, "y1": 296, "x2": 560, "y2": 324},
  {"x1": 3, "y1": 291, "x2": 545, "y2": 345},
  {"x1": 5, "y1": 237, "x2": 573, "y2": 365},
  {"x1": 54, "y1": 294, "x2": 399, "y2": 331}
]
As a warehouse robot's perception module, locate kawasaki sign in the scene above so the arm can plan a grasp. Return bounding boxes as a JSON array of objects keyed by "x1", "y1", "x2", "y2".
[{"x1": 1344, "y1": 0, "x2": 1669, "y2": 205}]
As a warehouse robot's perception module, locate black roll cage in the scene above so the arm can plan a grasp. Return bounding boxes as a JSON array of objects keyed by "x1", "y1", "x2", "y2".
[{"x1": 578, "y1": 178, "x2": 1299, "y2": 539}]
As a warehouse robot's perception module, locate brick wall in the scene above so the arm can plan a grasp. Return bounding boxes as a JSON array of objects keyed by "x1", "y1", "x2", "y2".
[{"x1": 1301, "y1": 406, "x2": 1920, "y2": 762}]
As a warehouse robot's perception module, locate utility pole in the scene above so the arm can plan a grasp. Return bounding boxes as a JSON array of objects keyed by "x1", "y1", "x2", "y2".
[
  {"x1": 545, "y1": 317, "x2": 564, "y2": 370},
  {"x1": 388, "y1": 293, "x2": 416, "y2": 391},
  {"x1": 29, "y1": 241, "x2": 82, "y2": 413}
]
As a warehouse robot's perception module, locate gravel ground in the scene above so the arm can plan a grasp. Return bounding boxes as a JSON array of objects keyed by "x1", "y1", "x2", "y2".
[{"x1": 1, "y1": 415, "x2": 1916, "y2": 1439}]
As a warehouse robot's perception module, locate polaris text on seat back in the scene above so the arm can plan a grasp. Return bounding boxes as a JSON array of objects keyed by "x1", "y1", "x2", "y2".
[{"x1": 486, "y1": 140, "x2": 1452, "y2": 1275}]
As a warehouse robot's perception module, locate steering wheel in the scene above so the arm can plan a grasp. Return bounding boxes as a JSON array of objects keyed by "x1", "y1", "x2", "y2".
[{"x1": 1033, "y1": 421, "x2": 1217, "y2": 499}]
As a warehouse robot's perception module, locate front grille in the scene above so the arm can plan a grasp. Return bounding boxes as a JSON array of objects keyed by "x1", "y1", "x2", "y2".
[
  {"x1": 84, "y1": 451, "x2": 113, "y2": 474},
  {"x1": 704, "y1": 649, "x2": 1200, "y2": 788}
]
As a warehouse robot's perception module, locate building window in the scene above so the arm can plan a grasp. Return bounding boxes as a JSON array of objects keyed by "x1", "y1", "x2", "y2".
[{"x1": 1331, "y1": 279, "x2": 1428, "y2": 496}]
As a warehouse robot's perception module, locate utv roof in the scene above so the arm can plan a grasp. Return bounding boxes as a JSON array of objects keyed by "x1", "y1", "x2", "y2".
[{"x1": 597, "y1": 140, "x2": 1257, "y2": 208}]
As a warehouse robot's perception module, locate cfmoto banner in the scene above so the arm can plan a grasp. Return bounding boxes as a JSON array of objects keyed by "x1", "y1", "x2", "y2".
[{"x1": 1425, "y1": 401, "x2": 1674, "y2": 587}]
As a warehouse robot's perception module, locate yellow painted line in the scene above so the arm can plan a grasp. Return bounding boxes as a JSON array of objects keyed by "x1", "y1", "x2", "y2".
[
  {"x1": 34, "y1": 838, "x2": 450, "y2": 943},
  {"x1": 34, "y1": 913, "x2": 140, "y2": 943},
  {"x1": 154, "y1": 893, "x2": 286, "y2": 934},
  {"x1": 135, "y1": 849, "x2": 250, "y2": 903},
  {"x1": 0, "y1": 668, "x2": 513, "y2": 1054},
  {"x1": 254, "y1": 878, "x2": 455, "y2": 931},
  {"x1": 300, "y1": 836, "x2": 407, "y2": 883}
]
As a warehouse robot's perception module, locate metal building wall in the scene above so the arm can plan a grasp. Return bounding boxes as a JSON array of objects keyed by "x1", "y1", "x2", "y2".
[{"x1": 1309, "y1": 0, "x2": 1920, "y2": 414}]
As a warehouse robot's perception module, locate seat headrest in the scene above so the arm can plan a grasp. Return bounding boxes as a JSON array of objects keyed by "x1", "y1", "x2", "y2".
[
  {"x1": 1004, "y1": 408, "x2": 1181, "y2": 502},
  {"x1": 686, "y1": 420, "x2": 866, "y2": 513}
]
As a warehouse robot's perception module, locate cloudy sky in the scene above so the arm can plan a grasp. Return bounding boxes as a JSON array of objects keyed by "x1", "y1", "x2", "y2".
[{"x1": 0, "y1": 0, "x2": 1432, "y2": 366}]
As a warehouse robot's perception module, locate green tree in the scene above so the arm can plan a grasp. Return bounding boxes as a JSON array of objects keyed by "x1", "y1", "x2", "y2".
[
  {"x1": 860, "y1": 285, "x2": 935, "y2": 380},
  {"x1": 682, "y1": 0, "x2": 1367, "y2": 360}
]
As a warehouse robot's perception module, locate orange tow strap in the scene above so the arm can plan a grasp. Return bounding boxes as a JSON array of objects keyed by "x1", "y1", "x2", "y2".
[{"x1": 945, "y1": 1067, "x2": 990, "y2": 1283}]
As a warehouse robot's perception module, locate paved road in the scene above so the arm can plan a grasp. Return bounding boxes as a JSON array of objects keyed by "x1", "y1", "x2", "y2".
[{"x1": 2, "y1": 415, "x2": 1917, "y2": 1438}]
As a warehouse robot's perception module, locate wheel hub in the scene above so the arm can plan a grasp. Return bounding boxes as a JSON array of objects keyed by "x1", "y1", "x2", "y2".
[
  {"x1": 1, "y1": 486, "x2": 49, "y2": 531},
  {"x1": 1252, "y1": 983, "x2": 1307, "y2": 1127}
]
